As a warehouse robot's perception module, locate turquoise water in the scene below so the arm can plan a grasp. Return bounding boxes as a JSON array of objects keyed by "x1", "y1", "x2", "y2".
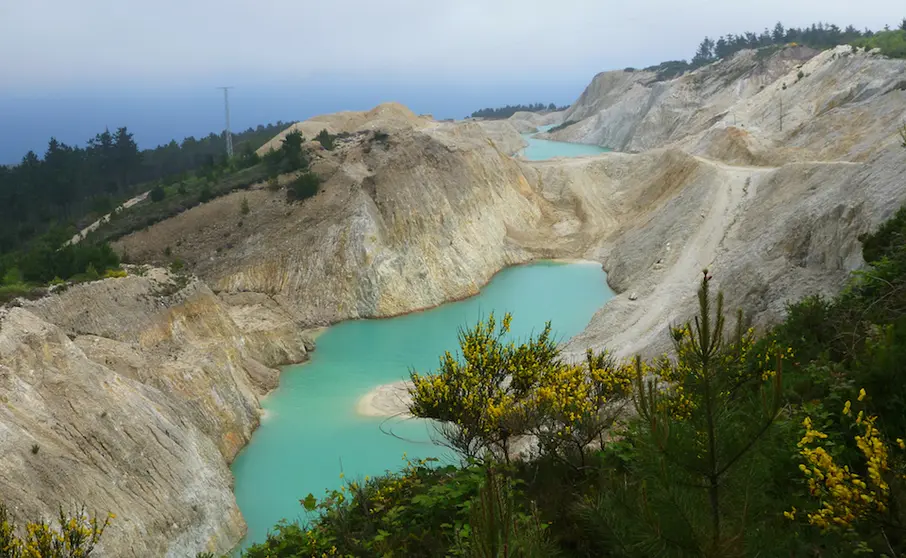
[
  {"x1": 231, "y1": 261, "x2": 613, "y2": 548},
  {"x1": 519, "y1": 124, "x2": 610, "y2": 161}
]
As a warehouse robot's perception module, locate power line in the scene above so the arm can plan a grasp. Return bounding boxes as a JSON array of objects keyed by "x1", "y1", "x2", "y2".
[{"x1": 218, "y1": 86, "x2": 234, "y2": 158}]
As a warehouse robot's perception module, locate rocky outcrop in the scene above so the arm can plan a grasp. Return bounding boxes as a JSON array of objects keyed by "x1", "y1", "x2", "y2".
[
  {"x1": 1, "y1": 269, "x2": 311, "y2": 557},
  {"x1": 546, "y1": 46, "x2": 906, "y2": 358},
  {"x1": 544, "y1": 46, "x2": 819, "y2": 151}
]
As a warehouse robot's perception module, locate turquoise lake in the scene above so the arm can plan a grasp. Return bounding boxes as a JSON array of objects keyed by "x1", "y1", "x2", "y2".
[
  {"x1": 231, "y1": 261, "x2": 614, "y2": 548},
  {"x1": 519, "y1": 124, "x2": 610, "y2": 161}
]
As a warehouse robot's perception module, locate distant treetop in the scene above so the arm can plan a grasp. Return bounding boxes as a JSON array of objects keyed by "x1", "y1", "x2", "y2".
[
  {"x1": 468, "y1": 103, "x2": 569, "y2": 120},
  {"x1": 647, "y1": 20, "x2": 906, "y2": 81}
]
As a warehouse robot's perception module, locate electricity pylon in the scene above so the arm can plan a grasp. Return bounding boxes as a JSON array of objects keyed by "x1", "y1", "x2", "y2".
[{"x1": 218, "y1": 86, "x2": 234, "y2": 158}]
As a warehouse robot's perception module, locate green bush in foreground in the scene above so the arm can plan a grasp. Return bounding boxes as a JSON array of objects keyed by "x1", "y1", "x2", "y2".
[{"x1": 243, "y1": 458, "x2": 554, "y2": 558}]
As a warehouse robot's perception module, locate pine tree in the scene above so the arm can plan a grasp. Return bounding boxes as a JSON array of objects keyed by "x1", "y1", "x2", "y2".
[
  {"x1": 586, "y1": 271, "x2": 790, "y2": 557},
  {"x1": 772, "y1": 22, "x2": 785, "y2": 43},
  {"x1": 692, "y1": 37, "x2": 716, "y2": 66}
]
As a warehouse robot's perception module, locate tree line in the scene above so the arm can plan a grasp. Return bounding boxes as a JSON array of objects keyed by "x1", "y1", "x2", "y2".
[
  {"x1": 641, "y1": 19, "x2": 906, "y2": 81},
  {"x1": 0, "y1": 122, "x2": 287, "y2": 256},
  {"x1": 469, "y1": 103, "x2": 569, "y2": 120}
]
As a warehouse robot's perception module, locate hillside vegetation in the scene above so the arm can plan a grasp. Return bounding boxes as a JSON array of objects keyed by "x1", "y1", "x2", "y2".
[
  {"x1": 645, "y1": 19, "x2": 906, "y2": 82},
  {"x1": 0, "y1": 122, "x2": 287, "y2": 255},
  {"x1": 0, "y1": 123, "x2": 316, "y2": 303},
  {"x1": 469, "y1": 103, "x2": 567, "y2": 120}
]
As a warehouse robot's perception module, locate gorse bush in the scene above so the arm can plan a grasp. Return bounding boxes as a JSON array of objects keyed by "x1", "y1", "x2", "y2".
[
  {"x1": 409, "y1": 314, "x2": 632, "y2": 468},
  {"x1": 0, "y1": 503, "x2": 112, "y2": 558}
]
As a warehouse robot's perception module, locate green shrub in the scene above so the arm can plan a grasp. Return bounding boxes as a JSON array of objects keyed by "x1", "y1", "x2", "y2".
[
  {"x1": 286, "y1": 173, "x2": 321, "y2": 202},
  {"x1": 150, "y1": 185, "x2": 166, "y2": 202},
  {"x1": 2, "y1": 266, "x2": 21, "y2": 286},
  {"x1": 242, "y1": 459, "x2": 552, "y2": 558},
  {"x1": 316, "y1": 129, "x2": 337, "y2": 150},
  {"x1": 199, "y1": 184, "x2": 213, "y2": 203},
  {"x1": 91, "y1": 196, "x2": 113, "y2": 215},
  {"x1": 85, "y1": 263, "x2": 100, "y2": 280},
  {"x1": 240, "y1": 197, "x2": 250, "y2": 215},
  {"x1": 851, "y1": 29, "x2": 906, "y2": 58}
]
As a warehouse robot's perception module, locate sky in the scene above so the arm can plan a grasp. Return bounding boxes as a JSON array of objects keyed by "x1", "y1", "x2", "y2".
[{"x1": 1, "y1": 0, "x2": 902, "y2": 162}]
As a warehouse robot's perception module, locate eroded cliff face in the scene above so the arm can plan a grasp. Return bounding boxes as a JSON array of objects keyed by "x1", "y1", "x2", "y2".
[
  {"x1": 0, "y1": 269, "x2": 311, "y2": 557},
  {"x1": 118, "y1": 118, "x2": 559, "y2": 327},
  {"x1": 547, "y1": 46, "x2": 906, "y2": 358}
]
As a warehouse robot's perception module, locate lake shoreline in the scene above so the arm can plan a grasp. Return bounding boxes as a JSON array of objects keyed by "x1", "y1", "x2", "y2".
[{"x1": 231, "y1": 261, "x2": 615, "y2": 550}]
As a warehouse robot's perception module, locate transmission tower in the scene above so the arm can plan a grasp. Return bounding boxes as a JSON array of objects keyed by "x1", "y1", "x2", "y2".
[{"x1": 218, "y1": 86, "x2": 234, "y2": 158}]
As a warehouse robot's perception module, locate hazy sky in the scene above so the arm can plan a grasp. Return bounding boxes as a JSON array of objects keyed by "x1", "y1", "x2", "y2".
[
  {"x1": 3, "y1": 0, "x2": 902, "y2": 90},
  {"x1": 0, "y1": 1, "x2": 902, "y2": 161}
]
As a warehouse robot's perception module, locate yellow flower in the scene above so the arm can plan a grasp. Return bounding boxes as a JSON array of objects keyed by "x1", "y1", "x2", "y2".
[
  {"x1": 897, "y1": 438, "x2": 905, "y2": 450},
  {"x1": 843, "y1": 401, "x2": 851, "y2": 416},
  {"x1": 783, "y1": 507, "x2": 797, "y2": 520},
  {"x1": 858, "y1": 388, "x2": 866, "y2": 402}
]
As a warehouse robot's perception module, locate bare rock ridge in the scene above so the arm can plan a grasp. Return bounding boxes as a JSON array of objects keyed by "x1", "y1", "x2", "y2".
[
  {"x1": 0, "y1": 269, "x2": 311, "y2": 557},
  {"x1": 2, "y1": 44, "x2": 906, "y2": 556}
]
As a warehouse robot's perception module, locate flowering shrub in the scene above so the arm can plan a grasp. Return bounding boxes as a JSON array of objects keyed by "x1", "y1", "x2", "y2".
[
  {"x1": 408, "y1": 312, "x2": 633, "y2": 465},
  {"x1": 0, "y1": 505, "x2": 111, "y2": 558},
  {"x1": 790, "y1": 388, "x2": 905, "y2": 535}
]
